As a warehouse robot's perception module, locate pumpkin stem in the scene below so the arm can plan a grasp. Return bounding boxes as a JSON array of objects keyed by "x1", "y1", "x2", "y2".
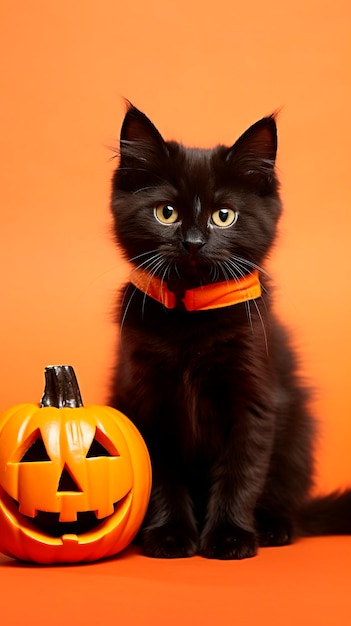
[{"x1": 40, "y1": 365, "x2": 83, "y2": 408}]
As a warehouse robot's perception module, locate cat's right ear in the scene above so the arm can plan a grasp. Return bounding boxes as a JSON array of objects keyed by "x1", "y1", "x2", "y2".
[
  {"x1": 119, "y1": 103, "x2": 169, "y2": 161},
  {"x1": 226, "y1": 115, "x2": 278, "y2": 193}
]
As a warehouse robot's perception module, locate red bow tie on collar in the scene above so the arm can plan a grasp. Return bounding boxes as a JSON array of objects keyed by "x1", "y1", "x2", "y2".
[{"x1": 130, "y1": 268, "x2": 261, "y2": 312}]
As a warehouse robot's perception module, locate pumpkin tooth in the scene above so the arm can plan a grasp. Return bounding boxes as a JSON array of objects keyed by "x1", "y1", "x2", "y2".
[
  {"x1": 59, "y1": 511, "x2": 78, "y2": 522},
  {"x1": 18, "y1": 504, "x2": 37, "y2": 518},
  {"x1": 96, "y1": 503, "x2": 115, "y2": 519}
]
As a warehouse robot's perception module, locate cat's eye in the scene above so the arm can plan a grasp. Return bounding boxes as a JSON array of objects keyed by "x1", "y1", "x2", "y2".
[
  {"x1": 211, "y1": 208, "x2": 238, "y2": 228},
  {"x1": 154, "y1": 203, "x2": 179, "y2": 225}
]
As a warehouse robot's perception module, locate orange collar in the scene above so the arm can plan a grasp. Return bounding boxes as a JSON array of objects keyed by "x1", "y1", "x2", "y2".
[{"x1": 130, "y1": 268, "x2": 261, "y2": 312}]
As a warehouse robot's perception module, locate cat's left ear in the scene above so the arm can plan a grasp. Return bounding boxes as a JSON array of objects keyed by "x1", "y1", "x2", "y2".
[
  {"x1": 119, "y1": 102, "x2": 169, "y2": 161},
  {"x1": 226, "y1": 115, "x2": 278, "y2": 190}
]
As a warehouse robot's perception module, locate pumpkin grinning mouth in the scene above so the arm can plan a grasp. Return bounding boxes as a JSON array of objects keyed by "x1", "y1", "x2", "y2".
[
  {"x1": 31, "y1": 507, "x2": 121, "y2": 537},
  {"x1": 8, "y1": 493, "x2": 131, "y2": 538}
]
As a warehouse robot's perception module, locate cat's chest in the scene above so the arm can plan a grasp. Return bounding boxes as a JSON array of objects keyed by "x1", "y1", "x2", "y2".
[
  {"x1": 138, "y1": 295, "x2": 248, "y2": 344},
  {"x1": 120, "y1": 300, "x2": 272, "y2": 454},
  {"x1": 142, "y1": 312, "x2": 251, "y2": 421},
  {"x1": 124, "y1": 297, "x2": 258, "y2": 386}
]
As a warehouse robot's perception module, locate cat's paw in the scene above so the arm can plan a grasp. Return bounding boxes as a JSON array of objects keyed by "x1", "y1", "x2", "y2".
[
  {"x1": 200, "y1": 523, "x2": 258, "y2": 560},
  {"x1": 141, "y1": 524, "x2": 199, "y2": 558},
  {"x1": 257, "y1": 517, "x2": 293, "y2": 547}
]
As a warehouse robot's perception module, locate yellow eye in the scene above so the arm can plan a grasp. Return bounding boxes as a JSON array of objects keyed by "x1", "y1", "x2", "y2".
[
  {"x1": 211, "y1": 208, "x2": 238, "y2": 228},
  {"x1": 154, "y1": 203, "x2": 179, "y2": 224}
]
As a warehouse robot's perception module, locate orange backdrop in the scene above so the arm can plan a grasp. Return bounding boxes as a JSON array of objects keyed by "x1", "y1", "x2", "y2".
[
  {"x1": 1, "y1": 2, "x2": 351, "y2": 624},
  {"x1": 1, "y1": 1, "x2": 351, "y2": 489}
]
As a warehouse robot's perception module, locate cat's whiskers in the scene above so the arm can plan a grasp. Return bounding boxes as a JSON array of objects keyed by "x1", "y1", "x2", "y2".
[
  {"x1": 245, "y1": 300, "x2": 254, "y2": 335},
  {"x1": 223, "y1": 259, "x2": 245, "y2": 280},
  {"x1": 231, "y1": 255, "x2": 270, "y2": 289},
  {"x1": 120, "y1": 250, "x2": 167, "y2": 330},
  {"x1": 141, "y1": 255, "x2": 169, "y2": 320},
  {"x1": 219, "y1": 262, "x2": 231, "y2": 285},
  {"x1": 222, "y1": 259, "x2": 270, "y2": 346},
  {"x1": 129, "y1": 249, "x2": 160, "y2": 264},
  {"x1": 226, "y1": 258, "x2": 268, "y2": 297},
  {"x1": 160, "y1": 261, "x2": 172, "y2": 309},
  {"x1": 119, "y1": 251, "x2": 160, "y2": 320},
  {"x1": 130, "y1": 251, "x2": 165, "y2": 279},
  {"x1": 225, "y1": 259, "x2": 270, "y2": 339},
  {"x1": 208, "y1": 263, "x2": 220, "y2": 283},
  {"x1": 221, "y1": 260, "x2": 253, "y2": 333},
  {"x1": 138, "y1": 253, "x2": 167, "y2": 280},
  {"x1": 252, "y1": 298, "x2": 269, "y2": 355},
  {"x1": 225, "y1": 260, "x2": 255, "y2": 335},
  {"x1": 120, "y1": 286, "x2": 138, "y2": 336},
  {"x1": 232, "y1": 256, "x2": 267, "y2": 273}
]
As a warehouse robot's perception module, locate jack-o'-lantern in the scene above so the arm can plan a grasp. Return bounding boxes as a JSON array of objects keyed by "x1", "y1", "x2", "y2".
[{"x1": 0, "y1": 366, "x2": 151, "y2": 564}]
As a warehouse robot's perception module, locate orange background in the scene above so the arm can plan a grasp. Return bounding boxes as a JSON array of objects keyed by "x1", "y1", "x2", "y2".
[{"x1": 1, "y1": 1, "x2": 351, "y2": 623}]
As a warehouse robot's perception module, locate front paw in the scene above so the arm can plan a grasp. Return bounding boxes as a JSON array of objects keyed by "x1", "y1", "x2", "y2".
[
  {"x1": 141, "y1": 524, "x2": 199, "y2": 558},
  {"x1": 200, "y1": 523, "x2": 258, "y2": 560}
]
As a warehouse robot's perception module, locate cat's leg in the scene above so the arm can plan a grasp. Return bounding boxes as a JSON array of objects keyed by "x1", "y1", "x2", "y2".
[
  {"x1": 255, "y1": 451, "x2": 313, "y2": 547},
  {"x1": 111, "y1": 349, "x2": 199, "y2": 557},
  {"x1": 254, "y1": 465, "x2": 299, "y2": 546},
  {"x1": 255, "y1": 389, "x2": 315, "y2": 547},
  {"x1": 141, "y1": 465, "x2": 199, "y2": 558},
  {"x1": 200, "y1": 410, "x2": 274, "y2": 560}
]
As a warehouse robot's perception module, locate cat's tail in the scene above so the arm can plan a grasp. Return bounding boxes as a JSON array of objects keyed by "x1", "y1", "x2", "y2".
[{"x1": 298, "y1": 490, "x2": 351, "y2": 536}]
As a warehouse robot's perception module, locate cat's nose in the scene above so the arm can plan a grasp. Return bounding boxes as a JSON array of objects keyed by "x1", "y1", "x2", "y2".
[
  {"x1": 182, "y1": 228, "x2": 206, "y2": 254},
  {"x1": 182, "y1": 240, "x2": 205, "y2": 254}
]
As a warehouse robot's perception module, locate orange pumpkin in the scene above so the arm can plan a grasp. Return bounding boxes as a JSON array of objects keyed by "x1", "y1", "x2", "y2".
[{"x1": 0, "y1": 366, "x2": 151, "y2": 563}]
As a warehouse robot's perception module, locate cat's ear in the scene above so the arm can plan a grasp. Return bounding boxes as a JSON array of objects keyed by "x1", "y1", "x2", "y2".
[
  {"x1": 226, "y1": 116, "x2": 278, "y2": 190},
  {"x1": 120, "y1": 103, "x2": 169, "y2": 160}
]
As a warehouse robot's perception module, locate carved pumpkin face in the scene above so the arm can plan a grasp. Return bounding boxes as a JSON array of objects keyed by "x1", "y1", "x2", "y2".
[{"x1": 0, "y1": 367, "x2": 151, "y2": 564}]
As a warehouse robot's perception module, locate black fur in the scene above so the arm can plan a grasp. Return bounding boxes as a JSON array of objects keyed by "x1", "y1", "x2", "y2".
[{"x1": 109, "y1": 104, "x2": 351, "y2": 559}]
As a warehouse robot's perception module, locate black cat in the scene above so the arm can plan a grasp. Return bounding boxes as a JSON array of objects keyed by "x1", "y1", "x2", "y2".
[{"x1": 109, "y1": 103, "x2": 351, "y2": 559}]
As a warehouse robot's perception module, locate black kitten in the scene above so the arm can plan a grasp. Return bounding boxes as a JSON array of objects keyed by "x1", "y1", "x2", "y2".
[{"x1": 109, "y1": 104, "x2": 351, "y2": 559}]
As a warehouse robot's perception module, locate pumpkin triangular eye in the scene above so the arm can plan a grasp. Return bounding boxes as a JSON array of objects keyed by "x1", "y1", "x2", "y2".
[
  {"x1": 20, "y1": 432, "x2": 51, "y2": 462},
  {"x1": 86, "y1": 429, "x2": 119, "y2": 458}
]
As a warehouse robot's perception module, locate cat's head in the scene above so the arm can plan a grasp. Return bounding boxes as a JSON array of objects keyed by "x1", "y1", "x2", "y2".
[{"x1": 111, "y1": 104, "x2": 282, "y2": 289}]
